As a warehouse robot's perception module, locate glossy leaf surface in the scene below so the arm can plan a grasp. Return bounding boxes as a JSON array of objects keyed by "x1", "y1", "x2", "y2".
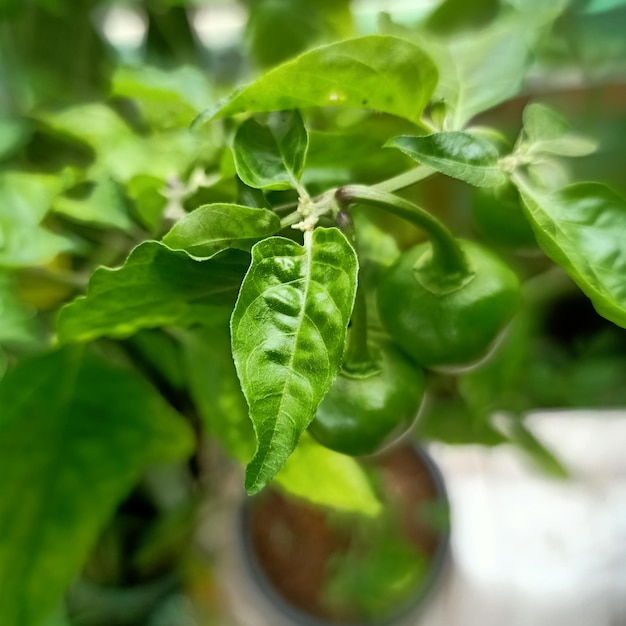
[
  {"x1": 517, "y1": 180, "x2": 626, "y2": 327},
  {"x1": 0, "y1": 347, "x2": 193, "y2": 626},
  {"x1": 231, "y1": 228, "x2": 358, "y2": 494},
  {"x1": 162, "y1": 204, "x2": 280, "y2": 258},
  {"x1": 233, "y1": 110, "x2": 309, "y2": 190},
  {"x1": 193, "y1": 36, "x2": 437, "y2": 127},
  {"x1": 387, "y1": 132, "x2": 507, "y2": 187},
  {"x1": 57, "y1": 242, "x2": 249, "y2": 342}
]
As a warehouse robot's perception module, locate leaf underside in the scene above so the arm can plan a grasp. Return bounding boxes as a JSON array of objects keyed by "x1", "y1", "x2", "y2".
[{"x1": 518, "y1": 181, "x2": 626, "y2": 328}]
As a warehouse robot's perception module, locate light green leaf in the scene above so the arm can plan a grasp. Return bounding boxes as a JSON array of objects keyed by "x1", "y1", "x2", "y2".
[
  {"x1": 57, "y1": 242, "x2": 249, "y2": 343},
  {"x1": 41, "y1": 104, "x2": 202, "y2": 183},
  {"x1": 0, "y1": 346, "x2": 193, "y2": 626},
  {"x1": 162, "y1": 204, "x2": 280, "y2": 258},
  {"x1": 111, "y1": 65, "x2": 212, "y2": 128},
  {"x1": 381, "y1": 12, "x2": 543, "y2": 129},
  {"x1": 426, "y1": 17, "x2": 531, "y2": 129},
  {"x1": 0, "y1": 171, "x2": 74, "y2": 267},
  {"x1": 233, "y1": 110, "x2": 309, "y2": 191},
  {"x1": 53, "y1": 178, "x2": 134, "y2": 231},
  {"x1": 231, "y1": 227, "x2": 358, "y2": 494},
  {"x1": 516, "y1": 179, "x2": 626, "y2": 328},
  {"x1": 387, "y1": 132, "x2": 507, "y2": 187},
  {"x1": 193, "y1": 36, "x2": 437, "y2": 127},
  {"x1": 522, "y1": 103, "x2": 598, "y2": 157},
  {"x1": 0, "y1": 272, "x2": 37, "y2": 344},
  {"x1": 274, "y1": 433, "x2": 381, "y2": 517}
]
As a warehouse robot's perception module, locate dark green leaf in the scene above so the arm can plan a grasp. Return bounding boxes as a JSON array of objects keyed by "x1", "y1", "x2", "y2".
[
  {"x1": 231, "y1": 227, "x2": 358, "y2": 494},
  {"x1": 162, "y1": 203, "x2": 280, "y2": 258},
  {"x1": 516, "y1": 180, "x2": 626, "y2": 328},
  {"x1": 233, "y1": 110, "x2": 308, "y2": 190},
  {"x1": 426, "y1": 0, "x2": 500, "y2": 35},
  {"x1": 181, "y1": 326, "x2": 255, "y2": 464},
  {"x1": 387, "y1": 132, "x2": 507, "y2": 187},
  {"x1": 246, "y1": 0, "x2": 353, "y2": 69},
  {"x1": 0, "y1": 346, "x2": 193, "y2": 626},
  {"x1": 57, "y1": 242, "x2": 249, "y2": 343},
  {"x1": 193, "y1": 36, "x2": 438, "y2": 127}
]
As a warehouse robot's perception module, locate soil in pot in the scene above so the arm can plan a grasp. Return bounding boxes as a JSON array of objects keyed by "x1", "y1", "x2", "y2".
[{"x1": 244, "y1": 443, "x2": 449, "y2": 625}]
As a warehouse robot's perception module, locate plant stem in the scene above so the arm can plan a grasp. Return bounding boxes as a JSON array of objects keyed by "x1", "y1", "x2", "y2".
[
  {"x1": 373, "y1": 165, "x2": 437, "y2": 193},
  {"x1": 335, "y1": 185, "x2": 469, "y2": 275},
  {"x1": 334, "y1": 212, "x2": 375, "y2": 373}
]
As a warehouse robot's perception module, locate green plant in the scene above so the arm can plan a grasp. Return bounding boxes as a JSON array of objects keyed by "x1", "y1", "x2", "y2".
[{"x1": 1, "y1": 1, "x2": 626, "y2": 624}]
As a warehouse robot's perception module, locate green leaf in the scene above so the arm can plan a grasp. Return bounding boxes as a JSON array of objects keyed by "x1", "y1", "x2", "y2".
[
  {"x1": 387, "y1": 132, "x2": 508, "y2": 187},
  {"x1": 381, "y1": 12, "x2": 540, "y2": 129},
  {"x1": 192, "y1": 36, "x2": 438, "y2": 127},
  {"x1": 497, "y1": 416, "x2": 569, "y2": 479},
  {"x1": 274, "y1": 433, "x2": 381, "y2": 517},
  {"x1": 111, "y1": 64, "x2": 212, "y2": 129},
  {"x1": 0, "y1": 346, "x2": 193, "y2": 626},
  {"x1": 53, "y1": 178, "x2": 134, "y2": 231},
  {"x1": 246, "y1": 0, "x2": 353, "y2": 69},
  {"x1": 57, "y1": 242, "x2": 249, "y2": 343},
  {"x1": 425, "y1": 0, "x2": 500, "y2": 35},
  {"x1": 162, "y1": 204, "x2": 280, "y2": 258},
  {"x1": 0, "y1": 171, "x2": 74, "y2": 267},
  {"x1": 0, "y1": 272, "x2": 37, "y2": 345},
  {"x1": 522, "y1": 103, "x2": 598, "y2": 157},
  {"x1": 233, "y1": 110, "x2": 309, "y2": 191},
  {"x1": 516, "y1": 180, "x2": 626, "y2": 328},
  {"x1": 181, "y1": 326, "x2": 256, "y2": 464},
  {"x1": 41, "y1": 104, "x2": 202, "y2": 183},
  {"x1": 231, "y1": 228, "x2": 358, "y2": 494}
]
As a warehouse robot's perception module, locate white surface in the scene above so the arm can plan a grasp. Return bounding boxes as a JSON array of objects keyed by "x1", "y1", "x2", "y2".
[{"x1": 421, "y1": 410, "x2": 626, "y2": 626}]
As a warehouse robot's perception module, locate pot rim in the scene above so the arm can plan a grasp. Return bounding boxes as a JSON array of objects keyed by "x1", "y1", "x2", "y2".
[{"x1": 237, "y1": 442, "x2": 451, "y2": 626}]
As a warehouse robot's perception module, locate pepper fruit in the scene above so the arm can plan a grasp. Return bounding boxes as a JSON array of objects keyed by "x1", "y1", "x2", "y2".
[
  {"x1": 377, "y1": 239, "x2": 520, "y2": 369},
  {"x1": 308, "y1": 340, "x2": 426, "y2": 456}
]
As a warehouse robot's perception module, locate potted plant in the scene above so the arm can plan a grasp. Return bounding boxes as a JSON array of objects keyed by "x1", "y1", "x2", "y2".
[{"x1": 1, "y1": 1, "x2": 625, "y2": 624}]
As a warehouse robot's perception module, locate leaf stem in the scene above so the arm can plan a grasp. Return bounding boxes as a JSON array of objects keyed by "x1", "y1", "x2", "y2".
[
  {"x1": 335, "y1": 185, "x2": 469, "y2": 275},
  {"x1": 373, "y1": 165, "x2": 437, "y2": 193}
]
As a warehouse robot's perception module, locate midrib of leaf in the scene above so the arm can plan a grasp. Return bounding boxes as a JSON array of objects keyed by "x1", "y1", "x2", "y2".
[
  {"x1": 249, "y1": 232, "x2": 316, "y2": 483},
  {"x1": 13, "y1": 348, "x2": 83, "y2": 626}
]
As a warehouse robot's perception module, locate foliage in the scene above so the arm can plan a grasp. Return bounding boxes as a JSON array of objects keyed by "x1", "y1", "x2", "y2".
[{"x1": 1, "y1": 0, "x2": 625, "y2": 623}]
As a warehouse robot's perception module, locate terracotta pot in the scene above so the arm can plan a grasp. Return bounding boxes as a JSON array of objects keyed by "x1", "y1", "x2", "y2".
[{"x1": 237, "y1": 443, "x2": 450, "y2": 626}]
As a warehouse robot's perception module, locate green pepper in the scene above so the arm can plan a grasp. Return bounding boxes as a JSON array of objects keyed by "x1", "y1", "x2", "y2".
[
  {"x1": 335, "y1": 185, "x2": 521, "y2": 370},
  {"x1": 309, "y1": 340, "x2": 426, "y2": 456},
  {"x1": 377, "y1": 239, "x2": 520, "y2": 368}
]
